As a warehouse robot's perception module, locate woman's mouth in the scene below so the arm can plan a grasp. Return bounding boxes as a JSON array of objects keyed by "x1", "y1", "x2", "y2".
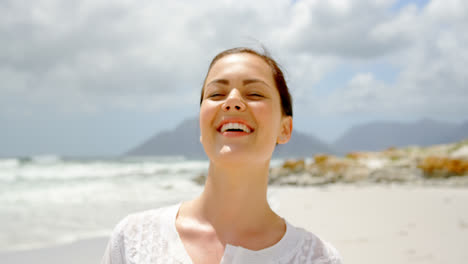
[
  {"x1": 220, "y1": 122, "x2": 251, "y2": 133},
  {"x1": 217, "y1": 121, "x2": 254, "y2": 137}
]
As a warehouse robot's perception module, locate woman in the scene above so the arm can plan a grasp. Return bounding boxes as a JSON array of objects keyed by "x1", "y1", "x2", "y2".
[{"x1": 102, "y1": 47, "x2": 342, "y2": 264}]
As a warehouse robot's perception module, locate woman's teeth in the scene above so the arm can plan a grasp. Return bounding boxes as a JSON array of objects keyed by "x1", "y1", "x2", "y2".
[{"x1": 220, "y1": 123, "x2": 251, "y2": 133}]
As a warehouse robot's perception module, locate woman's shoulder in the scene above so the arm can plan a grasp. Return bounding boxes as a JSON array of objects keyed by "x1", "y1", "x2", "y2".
[
  {"x1": 112, "y1": 203, "x2": 180, "y2": 236},
  {"x1": 102, "y1": 203, "x2": 183, "y2": 263},
  {"x1": 287, "y1": 223, "x2": 343, "y2": 264}
]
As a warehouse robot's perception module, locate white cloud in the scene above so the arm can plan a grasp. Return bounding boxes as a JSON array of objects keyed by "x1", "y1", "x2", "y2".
[
  {"x1": 0, "y1": 0, "x2": 467, "y2": 122},
  {"x1": 276, "y1": 0, "x2": 403, "y2": 58},
  {"x1": 294, "y1": 0, "x2": 468, "y2": 120},
  {"x1": 321, "y1": 72, "x2": 389, "y2": 113}
]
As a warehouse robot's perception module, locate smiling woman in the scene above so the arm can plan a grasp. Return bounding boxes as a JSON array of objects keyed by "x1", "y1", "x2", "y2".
[
  {"x1": 101, "y1": 47, "x2": 342, "y2": 264},
  {"x1": 199, "y1": 50, "x2": 292, "y2": 166}
]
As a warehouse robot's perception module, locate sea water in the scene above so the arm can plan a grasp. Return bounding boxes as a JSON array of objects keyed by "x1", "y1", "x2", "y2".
[
  {"x1": 0, "y1": 155, "x2": 210, "y2": 251},
  {"x1": 0, "y1": 156, "x2": 284, "y2": 251}
]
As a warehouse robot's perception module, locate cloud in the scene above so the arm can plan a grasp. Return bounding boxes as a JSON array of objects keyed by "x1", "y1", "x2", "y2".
[
  {"x1": 294, "y1": 0, "x2": 468, "y2": 119},
  {"x1": 276, "y1": 0, "x2": 408, "y2": 59},
  {"x1": 0, "y1": 0, "x2": 467, "y2": 122}
]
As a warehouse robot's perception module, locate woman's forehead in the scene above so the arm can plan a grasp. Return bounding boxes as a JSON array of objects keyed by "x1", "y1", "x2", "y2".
[{"x1": 206, "y1": 53, "x2": 274, "y2": 82}]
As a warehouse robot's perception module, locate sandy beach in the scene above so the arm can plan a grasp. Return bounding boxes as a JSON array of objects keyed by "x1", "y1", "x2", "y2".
[
  {"x1": 2, "y1": 237, "x2": 108, "y2": 264},
  {"x1": 274, "y1": 185, "x2": 468, "y2": 264},
  {"x1": 3, "y1": 184, "x2": 468, "y2": 264}
]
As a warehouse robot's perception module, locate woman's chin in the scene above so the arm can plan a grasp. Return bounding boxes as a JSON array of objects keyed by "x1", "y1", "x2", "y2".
[{"x1": 209, "y1": 146, "x2": 271, "y2": 165}]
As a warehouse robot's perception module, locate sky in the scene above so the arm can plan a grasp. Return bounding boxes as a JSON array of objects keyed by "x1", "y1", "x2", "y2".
[{"x1": 1, "y1": 0, "x2": 467, "y2": 157}]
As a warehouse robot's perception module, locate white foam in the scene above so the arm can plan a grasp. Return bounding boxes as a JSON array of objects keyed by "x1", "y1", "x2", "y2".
[
  {"x1": 30, "y1": 154, "x2": 62, "y2": 164},
  {"x1": 8, "y1": 158, "x2": 209, "y2": 182},
  {"x1": 0, "y1": 158, "x2": 20, "y2": 169}
]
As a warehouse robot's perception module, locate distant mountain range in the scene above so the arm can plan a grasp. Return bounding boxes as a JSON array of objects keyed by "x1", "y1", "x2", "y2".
[
  {"x1": 274, "y1": 130, "x2": 334, "y2": 157},
  {"x1": 126, "y1": 118, "x2": 468, "y2": 158},
  {"x1": 126, "y1": 117, "x2": 334, "y2": 158},
  {"x1": 333, "y1": 118, "x2": 468, "y2": 154}
]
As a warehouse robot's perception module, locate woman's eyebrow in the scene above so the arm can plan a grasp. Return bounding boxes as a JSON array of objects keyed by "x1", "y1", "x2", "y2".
[
  {"x1": 243, "y1": 79, "x2": 270, "y2": 87},
  {"x1": 206, "y1": 79, "x2": 229, "y2": 86},
  {"x1": 206, "y1": 78, "x2": 270, "y2": 87}
]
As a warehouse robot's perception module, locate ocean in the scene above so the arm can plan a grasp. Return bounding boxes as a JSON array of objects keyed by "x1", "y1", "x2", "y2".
[{"x1": 0, "y1": 155, "x2": 284, "y2": 252}]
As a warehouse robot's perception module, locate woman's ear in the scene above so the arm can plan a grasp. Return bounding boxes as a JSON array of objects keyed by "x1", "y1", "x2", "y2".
[{"x1": 277, "y1": 116, "x2": 292, "y2": 144}]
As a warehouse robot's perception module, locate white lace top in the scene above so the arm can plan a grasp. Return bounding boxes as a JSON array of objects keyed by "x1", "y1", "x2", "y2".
[{"x1": 101, "y1": 203, "x2": 342, "y2": 264}]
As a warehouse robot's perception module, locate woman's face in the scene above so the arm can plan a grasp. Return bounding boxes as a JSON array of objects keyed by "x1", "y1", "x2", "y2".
[{"x1": 199, "y1": 53, "x2": 292, "y2": 165}]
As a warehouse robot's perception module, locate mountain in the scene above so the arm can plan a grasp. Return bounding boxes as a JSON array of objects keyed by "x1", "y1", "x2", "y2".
[
  {"x1": 333, "y1": 118, "x2": 468, "y2": 154},
  {"x1": 126, "y1": 118, "x2": 205, "y2": 158},
  {"x1": 449, "y1": 120, "x2": 468, "y2": 141},
  {"x1": 274, "y1": 130, "x2": 336, "y2": 158},
  {"x1": 125, "y1": 117, "x2": 334, "y2": 158}
]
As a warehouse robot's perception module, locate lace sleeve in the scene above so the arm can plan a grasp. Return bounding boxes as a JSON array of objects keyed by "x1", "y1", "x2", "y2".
[
  {"x1": 322, "y1": 241, "x2": 343, "y2": 264},
  {"x1": 292, "y1": 231, "x2": 343, "y2": 264},
  {"x1": 101, "y1": 216, "x2": 130, "y2": 264}
]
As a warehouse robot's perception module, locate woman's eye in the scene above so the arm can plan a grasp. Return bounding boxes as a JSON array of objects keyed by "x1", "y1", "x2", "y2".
[
  {"x1": 208, "y1": 93, "x2": 223, "y2": 98},
  {"x1": 248, "y1": 93, "x2": 264, "y2": 98}
]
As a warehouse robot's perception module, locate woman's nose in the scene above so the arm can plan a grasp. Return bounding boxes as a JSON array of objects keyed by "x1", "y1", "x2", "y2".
[{"x1": 222, "y1": 89, "x2": 246, "y2": 112}]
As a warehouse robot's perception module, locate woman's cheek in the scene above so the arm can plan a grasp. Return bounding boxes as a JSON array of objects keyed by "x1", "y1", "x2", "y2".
[
  {"x1": 199, "y1": 101, "x2": 215, "y2": 120},
  {"x1": 251, "y1": 102, "x2": 274, "y2": 121},
  {"x1": 199, "y1": 101, "x2": 219, "y2": 139}
]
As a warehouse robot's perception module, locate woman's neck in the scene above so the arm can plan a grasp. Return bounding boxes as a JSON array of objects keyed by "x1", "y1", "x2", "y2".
[{"x1": 192, "y1": 160, "x2": 281, "y2": 243}]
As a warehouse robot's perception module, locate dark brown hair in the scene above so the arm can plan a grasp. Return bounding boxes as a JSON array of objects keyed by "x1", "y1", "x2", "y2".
[{"x1": 200, "y1": 47, "x2": 293, "y2": 117}]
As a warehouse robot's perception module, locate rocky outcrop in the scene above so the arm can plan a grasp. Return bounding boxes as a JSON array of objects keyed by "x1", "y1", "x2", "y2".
[
  {"x1": 418, "y1": 156, "x2": 468, "y2": 178},
  {"x1": 269, "y1": 139, "x2": 468, "y2": 187}
]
